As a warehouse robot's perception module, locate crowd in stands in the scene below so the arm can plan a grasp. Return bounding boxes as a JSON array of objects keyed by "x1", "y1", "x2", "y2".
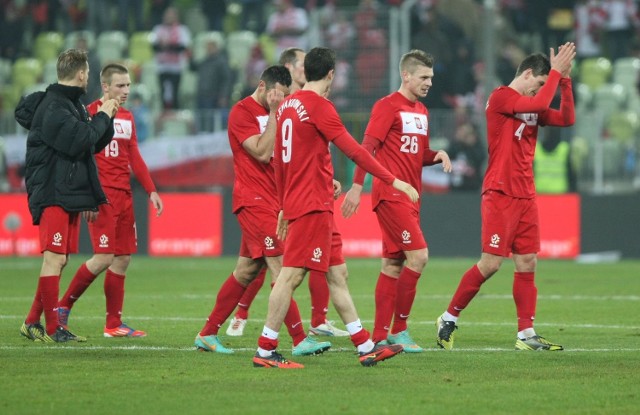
[{"x1": 2, "y1": 0, "x2": 640, "y2": 192}]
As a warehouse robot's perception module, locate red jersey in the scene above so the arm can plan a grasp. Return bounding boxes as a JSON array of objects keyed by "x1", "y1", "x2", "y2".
[
  {"x1": 228, "y1": 95, "x2": 277, "y2": 213},
  {"x1": 87, "y1": 100, "x2": 155, "y2": 194},
  {"x1": 275, "y1": 90, "x2": 340, "y2": 220},
  {"x1": 363, "y1": 92, "x2": 429, "y2": 211},
  {"x1": 482, "y1": 70, "x2": 573, "y2": 198}
]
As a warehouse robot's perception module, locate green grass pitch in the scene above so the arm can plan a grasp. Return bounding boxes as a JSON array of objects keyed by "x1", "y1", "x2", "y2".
[{"x1": 1, "y1": 256, "x2": 639, "y2": 414}]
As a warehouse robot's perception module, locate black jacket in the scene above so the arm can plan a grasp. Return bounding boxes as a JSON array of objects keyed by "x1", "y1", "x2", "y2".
[{"x1": 15, "y1": 83, "x2": 114, "y2": 225}]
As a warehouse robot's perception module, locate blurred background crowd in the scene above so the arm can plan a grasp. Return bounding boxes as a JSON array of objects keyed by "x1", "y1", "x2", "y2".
[{"x1": 1, "y1": 0, "x2": 639, "y2": 195}]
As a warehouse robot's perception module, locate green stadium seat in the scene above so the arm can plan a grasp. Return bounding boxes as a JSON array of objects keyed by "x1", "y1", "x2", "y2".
[
  {"x1": 96, "y1": 30, "x2": 128, "y2": 64},
  {"x1": 34, "y1": 32, "x2": 64, "y2": 64},
  {"x1": 193, "y1": 31, "x2": 225, "y2": 64},
  {"x1": 129, "y1": 31, "x2": 154, "y2": 65},
  {"x1": 65, "y1": 30, "x2": 96, "y2": 50},
  {"x1": 593, "y1": 83, "x2": 627, "y2": 120},
  {"x1": 606, "y1": 111, "x2": 639, "y2": 145},
  {"x1": 612, "y1": 57, "x2": 640, "y2": 89},
  {"x1": 12, "y1": 58, "x2": 43, "y2": 91},
  {"x1": 227, "y1": 31, "x2": 258, "y2": 69},
  {"x1": 579, "y1": 57, "x2": 612, "y2": 90}
]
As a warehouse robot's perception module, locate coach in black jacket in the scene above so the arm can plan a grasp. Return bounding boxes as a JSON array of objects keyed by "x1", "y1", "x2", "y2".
[{"x1": 14, "y1": 48, "x2": 120, "y2": 343}]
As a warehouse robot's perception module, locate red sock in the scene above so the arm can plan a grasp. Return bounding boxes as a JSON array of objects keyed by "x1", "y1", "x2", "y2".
[
  {"x1": 513, "y1": 272, "x2": 537, "y2": 331},
  {"x1": 201, "y1": 274, "x2": 246, "y2": 336},
  {"x1": 40, "y1": 275, "x2": 60, "y2": 335},
  {"x1": 391, "y1": 267, "x2": 421, "y2": 334},
  {"x1": 25, "y1": 280, "x2": 44, "y2": 324},
  {"x1": 373, "y1": 273, "x2": 396, "y2": 343},
  {"x1": 309, "y1": 270, "x2": 329, "y2": 327},
  {"x1": 59, "y1": 263, "x2": 98, "y2": 309},
  {"x1": 235, "y1": 267, "x2": 266, "y2": 320},
  {"x1": 272, "y1": 281, "x2": 306, "y2": 346},
  {"x1": 447, "y1": 265, "x2": 486, "y2": 317},
  {"x1": 258, "y1": 335, "x2": 278, "y2": 351},
  {"x1": 104, "y1": 269, "x2": 125, "y2": 329},
  {"x1": 350, "y1": 327, "x2": 371, "y2": 348}
]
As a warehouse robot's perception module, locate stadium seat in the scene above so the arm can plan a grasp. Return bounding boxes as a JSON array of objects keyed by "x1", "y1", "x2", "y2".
[
  {"x1": 65, "y1": 30, "x2": 96, "y2": 50},
  {"x1": 42, "y1": 59, "x2": 58, "y2": 84},
  {"x1": 574, "y1": 82, "x2": 593, "y2": 112},
  {"x1": 612, "y1": 57, "x2": 640, "y2": 89},
  {"x1": 0, "y1": 58, "x2": 12, "y2": 86},
  {"x1": 193, "y1": 31, "x2": 225, "y2": 64},
  {"x1": 1, "y1": 84, "x2": 22, "y2": 114},
  {"x1": 593, "y1": 83, "x2": 627, "y2": 120},
  {"x1": 12, "y1": 58, "x2": 43, "y2": 91},
  {"x1": 158, "y1": 110, "x2": 195, "y2": 137},
  {"x1": 23, "y1": 83, "x2": 49, "y2": 96},
  {"x1": 178, "y1": 69, "x2": 198, "y2": 109},
  {"x1": 34, "y1": 32, "x2": 64, "y2": 64},
  {"x1": 184, "y1": 7, "x2": 208, "y2": 37},
  {"x1": 129, "y1": 31, "x2": 154, "y2": 65},
  {"x1": 227, "y1": 31, "x2": 259, "y2": 69},
  {"x1": 606, "y1": 111, "x2": 639, "y2": 145},
  {"x1": 97, "y1": 31, "x2": 128, "y2": 64},
  {"x1": 579, "y1": 57, "x2": 612, "y2": 90}
]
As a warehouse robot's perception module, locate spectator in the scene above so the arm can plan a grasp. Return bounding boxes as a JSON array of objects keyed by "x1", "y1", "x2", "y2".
[
  {"x1": 151, "y1": 7, "x2": 192, "y2": 110},
  {"x1": 149, "y1": 0, "x2": 172, "y2": 28},
  {"x1": 75, "y1": 35, "x2": 101, "y2": 104},
  {"x1": 240, "y1": 0, "x2": 266, "y2": 33},
  {"x1": 265, "y1": 0, "x2": 309, "y2": 58},
  {"x1": 601, "y1": 0, "x2": 639, "y2": 61},
  {"x1": 129, "y1": 92, "x2": 151, "y2": 143},
  {"x1": 573, "y1": 0, "x2": 606, "y2": 62},
  {"x1": 242, "y1": 44, "x2": 269, "y2": 97},
  {"x1": 534, "y1": 127, "x2": 576, "y2": 193},
  {"x1": 86, "y1": 0, "x2": 112, "y2": 35},
  {"x1": 449, "y1": 122, "x2": 486, "y2": 191},
  {"x1": 192, "y1": 38, "x2": 231, "y2": 132},
  {"x1": 117, "y1": 0, "x2": 145, "y2": 33},
  {"x1": 201, "y1": 0, "x2": 227, "y2": 32}
]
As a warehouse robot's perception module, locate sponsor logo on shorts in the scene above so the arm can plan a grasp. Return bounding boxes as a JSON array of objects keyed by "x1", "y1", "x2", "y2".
[
  {"x1": 99, "y1": 234, "x2": 109, "y2": 248},
  {"x1": 264, "y1": 236, "x2": 274, "y2": 250},
  {"x1": 402, "y1": 230, "x2": 411, "y2": 244},
  {"x1": 311, "y1": 247, "x2": 323, "y2": 263},
  {"x1": 490, "y1": 233, "x2": 501, "y2": 248},
  {"x1": 52, "y1": 232, "x2": 62, "y2": 247}
]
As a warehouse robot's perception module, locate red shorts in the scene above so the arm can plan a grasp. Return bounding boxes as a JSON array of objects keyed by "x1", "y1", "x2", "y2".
[
  {"x1": 481, "y1": 190, "x2": 539, "y2": 256},
  {"x1": 375, "y1": 201, "x2": 427, "y2": 259},
  {"x1": 237, "y1": 206, "x2": 283, "y2": 259},
  {"x1": 283, "y1": 211, "x2": 343, "y2": 273},
  {"x1": 88, "y1": 188, "x2": 137, "y2": 255},
  {"x1": 38, "y1": 206, "x2": 80, "y2": 254}
]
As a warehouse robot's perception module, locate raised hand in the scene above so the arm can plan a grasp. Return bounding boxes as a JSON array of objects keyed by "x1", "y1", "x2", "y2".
[
  {"x1": 550, "y1": 42, "x2": 576, "y2": 78},
  {"x1": 267, "y1": 88, "x2": 285, "y2": 113}
]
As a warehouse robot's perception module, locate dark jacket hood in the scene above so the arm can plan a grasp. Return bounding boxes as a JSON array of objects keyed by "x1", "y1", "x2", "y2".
[{"x1": 15, "y1": 84, "x2": 86, "y2": 130}]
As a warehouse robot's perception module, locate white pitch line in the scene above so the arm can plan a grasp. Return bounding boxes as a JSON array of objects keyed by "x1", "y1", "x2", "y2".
[
  {"x1": 1, "y1": 315, "x2": 638, "y2": 330},
  {"x1": 1, "y1": 345, "x2": 639, "y2": 353},
  {"x1": 1, "y1": 294, "x2": 638, "y2": 302}
]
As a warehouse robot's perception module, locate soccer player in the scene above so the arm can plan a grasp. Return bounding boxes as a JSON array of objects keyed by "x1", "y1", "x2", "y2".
[
  {"x1": 57, "y1": 63, "x2": 163, "y2": 338},
  {"x1": 226, "y1": 47, "x2": 349, "y2": 338},
  {"x1": 15, "y1": 48, "x2": 118, "y2": 342},
  {"x1": 435, "y1": 43, "x2": 576, "y2": 351},
  {"x1": 341, "y1": 50, "x2": 452, "y2": 352},
  {"x1": 253, "y1": 47, "x2": 419, "y2": 369},
  {"x1": 195, "y1": 65, "x2": 331, "y2": 356}
]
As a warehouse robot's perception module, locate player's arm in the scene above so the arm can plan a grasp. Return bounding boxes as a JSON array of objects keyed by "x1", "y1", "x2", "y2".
[
  {"x1": 241, "y1": 89, "x2": 285, "y2": 163},
  {"x1": 424, "y1": 147, "x2": 452, "y2": 172},
  {"x1": 539, "y1": 78, "x2": 575, "y2": 127},
  {"x1": 333, "y1": 132, "x2": 418, "y2": 203},
  {"x1": 129, "y1": 130, "x2": 163, "y2": 216},
  {"x1": 341, "y1": 134, "x2": 382, "y2": 218}
]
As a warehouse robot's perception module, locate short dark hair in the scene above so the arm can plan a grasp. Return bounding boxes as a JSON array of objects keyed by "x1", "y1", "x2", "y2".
[
  {"x1": 399, "y1": 49, "x2": 434, "y2": 74},
  {"x1": 100, "y1": 63, "x2": 129, "y2": 84},
  {"x1": 260, "y1": 65, "x2": 292, "y2": 89},
  {"x1": 304, "y1": 47, "x2": 335, "y2": 82},
  {"x1": 515, "y1": 53, "x2": 551, "y2": 77},
  {"x1": 279, "y1": 47, "x2": 304, "y2": 66},
  {"x1": 57, "y1": 48, "x2": 88, "y2": 81}
]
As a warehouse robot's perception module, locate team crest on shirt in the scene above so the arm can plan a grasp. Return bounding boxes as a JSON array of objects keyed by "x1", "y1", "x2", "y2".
[
  {"x1": 99, "y1": 234, "x2": 109, "y2": 248},
  {"x1": 311, "y1": 247, "x2": 323, "y2": 262},
  {"x1": 400, "y1": 112, "x2": 428, "y2": 135},
  {"x1": 113, "y1": 118, "x2": 132, "y2": 139},
  {"x1": 515, "y1": 112, "x2": 538, "y2": 126},
  {"x1": 402, "y1": 230, "x2": 411, "y2": 244},
  {"x1": 256, "y1": 115, "x2": 269, "y2": 134},
  {"x1": 264, "y1": 236, "x2": 274, "y2": 250}
]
